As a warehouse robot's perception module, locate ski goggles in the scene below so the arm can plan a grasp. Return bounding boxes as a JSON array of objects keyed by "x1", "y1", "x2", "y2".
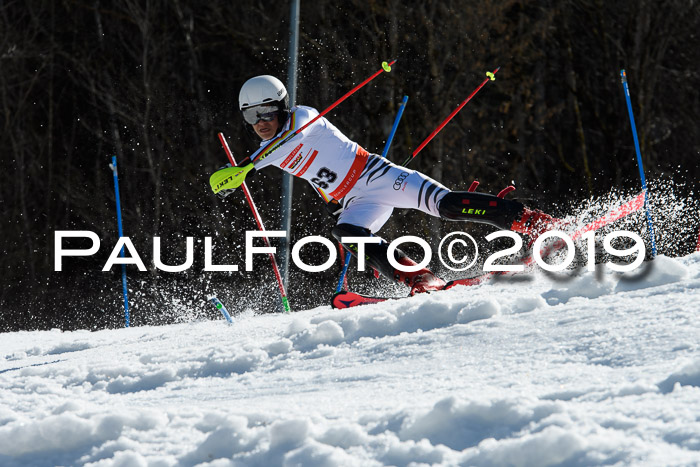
[{"x1": 241, "y1": 105, "x2": 279, "y2": 125}]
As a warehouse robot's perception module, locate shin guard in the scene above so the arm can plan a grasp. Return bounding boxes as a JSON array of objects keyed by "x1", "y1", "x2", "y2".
[{"x1": 437, "y1": 191, "x2": 524, "y2": 229}]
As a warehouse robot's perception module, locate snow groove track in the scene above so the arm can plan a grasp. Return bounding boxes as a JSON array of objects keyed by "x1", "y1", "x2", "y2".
[{"x1": 2, "y1": 254, "x2": 700, "y2": 466}]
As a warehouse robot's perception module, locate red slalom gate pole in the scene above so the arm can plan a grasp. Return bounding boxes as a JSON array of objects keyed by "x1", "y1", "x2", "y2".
[
  {"x1": 403, "y1": 67, "x2": 500, "y2": 167},
  {"x1": 218, "y1": 132, "x2": 291, "y2": 313}
]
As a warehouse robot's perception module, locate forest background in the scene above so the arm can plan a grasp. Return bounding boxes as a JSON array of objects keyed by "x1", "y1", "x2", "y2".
[{"x1": 2, "y1": 0, "x2": 698, "y2": 331}]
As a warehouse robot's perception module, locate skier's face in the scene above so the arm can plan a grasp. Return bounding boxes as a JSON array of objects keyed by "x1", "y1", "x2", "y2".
[{"x1": 252, "y1": 113, "x2": 280, "y2": 140}]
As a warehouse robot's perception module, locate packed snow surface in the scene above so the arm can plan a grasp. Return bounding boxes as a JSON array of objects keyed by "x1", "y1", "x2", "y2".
[{"x1": 2, "y1": 254, "x2": 700, "y2": 466}]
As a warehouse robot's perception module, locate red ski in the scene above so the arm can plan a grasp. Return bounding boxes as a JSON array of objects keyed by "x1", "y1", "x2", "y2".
[{"x1": 331, "y1": 193, "x2": 646, "y2": 309}]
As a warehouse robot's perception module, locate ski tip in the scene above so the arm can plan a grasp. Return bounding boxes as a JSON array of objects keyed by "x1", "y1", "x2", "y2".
[
  {"x1": 331, "y1": 291, "x2": 391, "y2": 309},
  {"x1": 331, "y1": 291, "x2": 353, "y2": 309}
]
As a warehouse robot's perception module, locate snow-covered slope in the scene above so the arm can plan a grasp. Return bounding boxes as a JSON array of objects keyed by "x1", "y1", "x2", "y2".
[{"x1": 2, "y1": 254, "x2": 700, "y2": 466}]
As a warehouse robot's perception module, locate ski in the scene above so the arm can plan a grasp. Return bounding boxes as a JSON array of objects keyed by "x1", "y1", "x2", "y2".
[{"x1": 332, "y1": 192, "x2": 646, "y2": 308}]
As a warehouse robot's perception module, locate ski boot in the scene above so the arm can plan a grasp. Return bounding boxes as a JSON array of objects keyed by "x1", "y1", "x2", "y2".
[
  {"x1": 510, "y1": 206, "x2": 558, "y2": 238},
  {"x1": 331, "y1": 223, "x2": 446, "y2": 295},
  {"x1": 393, "y1": 257, "x2": 446, "y2": 296}
]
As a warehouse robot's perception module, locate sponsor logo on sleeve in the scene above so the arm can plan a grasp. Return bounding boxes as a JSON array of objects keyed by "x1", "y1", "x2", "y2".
[{"x1": 393, "y1": 172, "x2": 409, "y2": 190}]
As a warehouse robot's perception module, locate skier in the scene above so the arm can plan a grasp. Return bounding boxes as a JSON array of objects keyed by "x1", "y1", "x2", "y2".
[{"x1": 210, "y1": 75, "x2": 555, "y2": 295}]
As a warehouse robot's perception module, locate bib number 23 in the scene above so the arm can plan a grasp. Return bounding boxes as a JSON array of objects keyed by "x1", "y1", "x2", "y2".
[{"x1": 311, "y1": 167, "x2": 337, "y2": 189}]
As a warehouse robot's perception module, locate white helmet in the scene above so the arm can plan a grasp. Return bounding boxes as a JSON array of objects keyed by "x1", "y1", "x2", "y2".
[{"x1": 238, "y1": 75, "x2": 289, "y2": 110}]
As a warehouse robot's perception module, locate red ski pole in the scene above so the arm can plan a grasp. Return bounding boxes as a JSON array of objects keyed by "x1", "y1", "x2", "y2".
[
  {"x1": 307, "y1": 60, "x2": 396, "y2": 133},
  {"x1": 253, "y1": 60, "x2": 396, "y2": 163},
  {"x1": 402, "y1": 67, "x2": 499, "y2": 167},
  {"x1": 218, "y1": 132, "x2": 291, "y2": 313}
]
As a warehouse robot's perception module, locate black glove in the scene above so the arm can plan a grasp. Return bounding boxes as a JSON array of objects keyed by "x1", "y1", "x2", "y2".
[{"x1": 216, "y1": 188, "x2": 235, "y2": 200}]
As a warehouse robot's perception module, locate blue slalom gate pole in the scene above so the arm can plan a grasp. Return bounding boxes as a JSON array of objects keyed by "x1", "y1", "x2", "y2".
[
  {"x1": 208, "y1": 296, "x2": 233, "y2": 323},
  {"x1": 109, "y1": 156, "x2": 130, "y2": 327},
  {"x1": 335, "y1": 96, "x2": 409, "y2": 293},
  {"x1": 620, "y1": 70, "x2": 657, "y2": 257},
  {"x1": 381, "y1": 95, "x2": 409, "y2": 158},
  {"x1": 335, "y1": 250, "x2": 352, "y2": 293}
]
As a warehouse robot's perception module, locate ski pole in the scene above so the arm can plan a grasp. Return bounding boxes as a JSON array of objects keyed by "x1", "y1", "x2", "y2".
[
  {"x1": 109, "y1": 156, "x2": 130, "y2": 327},
  {"x1": 402, "y1": 68, "x2": 499, "y2": 167},
  {"x1": 334, "y1": 95, "x2": 409, "y2": 293},
  {"x1": 252, "y1": 60, "x2": 396, "y2": 163},
  {"x1": 620, "y1": 69, "x2": 657, "y2": 257},
  {"x1": 218, "y1": 133, "x2": 291, "y2": 313}
]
